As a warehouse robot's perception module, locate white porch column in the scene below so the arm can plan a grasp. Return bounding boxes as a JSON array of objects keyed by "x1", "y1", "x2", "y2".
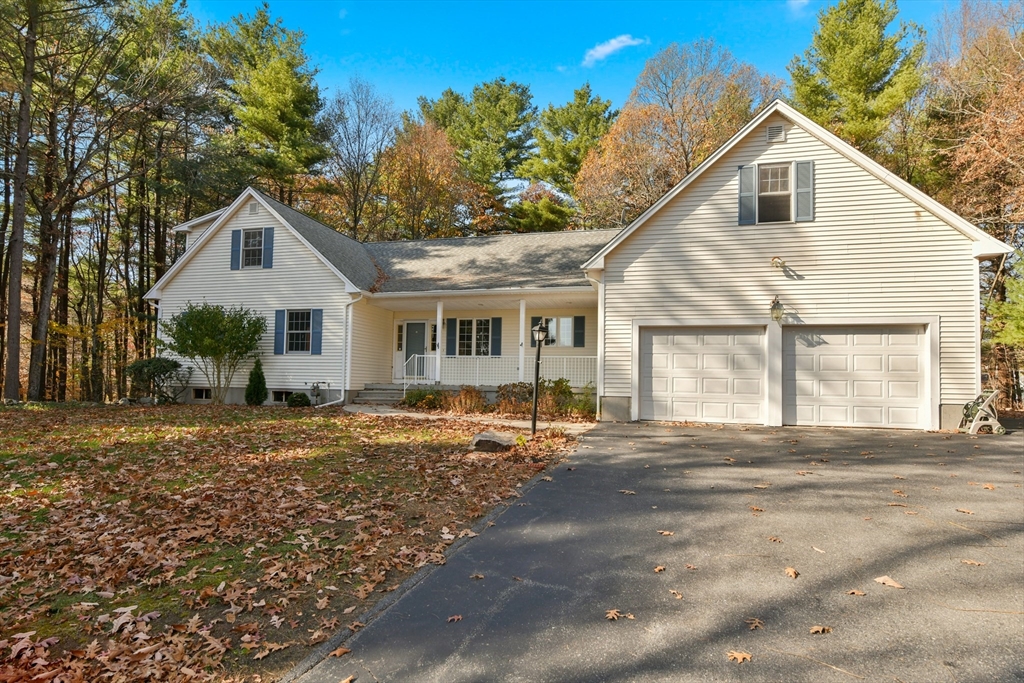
[
  {"x1": 518, "y1": 299, "x2": 526, "y2": 382},
  {"x1": 435, "y1": 300, "x2": 443, "y2": 384}
]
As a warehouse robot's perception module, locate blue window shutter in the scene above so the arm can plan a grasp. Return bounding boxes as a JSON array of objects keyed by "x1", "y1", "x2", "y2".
[
  {"x1": 491, "y1": 317, "x2": 502, "y2": 356},
  {"x1": 262, "y1": 227, "x2": 274, "y2": 268},
  {"x1": 230, "y1": 230, "x2": 241, "y2": 270},
  {"x1": 310, "y1": 309, "x2": 323, "y2": 355},
  {"x1": 445, "y1": 318, "x2": 457, "y2": 356},
  {"x1": 738, "y1": 165, "x2": 756, "y2": 225},
  {"x1": 573, "y1": 316, "x2": 586, "y2": 348},
  {"x1": 795, "y1": 161, "x2": 814, "y2": 222},
  {"x1": 274, "y1": 310, "x2": 285, "y2": 355},
  {"x1": 530, "y1": 316, "x2": 541, "y2": 348}
]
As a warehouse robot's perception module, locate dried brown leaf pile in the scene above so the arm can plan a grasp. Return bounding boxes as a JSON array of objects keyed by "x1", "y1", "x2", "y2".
[{"x1": 0, "y1": 405, "x2": 573, "y2": 681}]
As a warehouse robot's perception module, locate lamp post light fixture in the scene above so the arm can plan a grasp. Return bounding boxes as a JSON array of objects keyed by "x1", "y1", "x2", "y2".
[
  {"x1": 531, "y1": 322, "x2": 549, "y2": 435},
  {"x1": 770, "y1": 296, "x2": 785, "y2": 323}
]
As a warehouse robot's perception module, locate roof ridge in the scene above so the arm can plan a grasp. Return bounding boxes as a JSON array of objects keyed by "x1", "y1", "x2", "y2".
[{"x1": 368, "y1": 228, "x2": 621, "y2": 246}]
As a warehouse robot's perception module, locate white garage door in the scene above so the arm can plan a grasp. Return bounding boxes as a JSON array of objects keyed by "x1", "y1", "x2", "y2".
[
  {"x1": 783, "y1": 325, "x2": 927, "y2": 428},
  {"x1": 640, "y1": 327, "x2": 765, "y2": 423}
]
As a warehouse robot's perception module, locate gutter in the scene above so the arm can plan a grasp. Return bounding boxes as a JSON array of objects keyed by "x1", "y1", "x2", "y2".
[{"x1": 343, "y1": 293, "x2": 364, "y2": 398}]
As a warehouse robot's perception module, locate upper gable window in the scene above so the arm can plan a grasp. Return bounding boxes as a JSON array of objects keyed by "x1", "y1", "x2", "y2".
[
  {"x1": 758, "y1": 165, "x2": 791, "y2": 223},
  {"x1": 738, "y1": 161, "x2": 814, "y2": 225},
  {"x1": 242, "y1": 229, "x2": 263, "y2": 267}
]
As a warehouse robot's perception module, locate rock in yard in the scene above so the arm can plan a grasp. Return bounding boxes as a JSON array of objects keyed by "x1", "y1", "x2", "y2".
[{"x1": 471, "y1": 431, "x2": 519, "y2": 452}]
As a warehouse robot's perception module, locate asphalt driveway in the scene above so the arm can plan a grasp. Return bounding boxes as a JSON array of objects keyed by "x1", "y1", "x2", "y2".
[{"x1": 294, "y1": 422, "x2": 1024, "y2": 683}]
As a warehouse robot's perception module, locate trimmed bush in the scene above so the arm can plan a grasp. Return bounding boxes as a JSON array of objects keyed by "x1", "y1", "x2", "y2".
[
  {"x1": 245, "y1": 358, "x2": 268, "y2": 406},
  {"x1": 402, "y1": 388, "x2": 449, "y2": 410},
  {"x1": 286, "y1": 391, "x2": 311, "y2": 408},
  {"x1": 125, "y1": 357, "x2": 192, "y2": 403},
  {"x1": 445, "y1": 386, "x2": 486, "y2": 414}
]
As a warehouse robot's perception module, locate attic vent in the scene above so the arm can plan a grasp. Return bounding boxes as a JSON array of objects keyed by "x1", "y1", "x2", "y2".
[
  {"x1": 766, "y1": 124, "x2": 786, "y2": 143},
  {"x1": 248, "y1": 202, "x2": 259, "y2": 215}
]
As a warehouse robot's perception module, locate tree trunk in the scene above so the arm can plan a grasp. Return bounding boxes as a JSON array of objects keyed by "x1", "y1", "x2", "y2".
[
  {"x1": 4, "y1": 0, "x2": 38, "y2": 401},
  {"x1": 55, "y1": 210, "x2": 71, "y2": 401}
]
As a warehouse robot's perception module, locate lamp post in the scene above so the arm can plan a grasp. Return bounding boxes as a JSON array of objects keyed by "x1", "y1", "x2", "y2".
[{"x1": 531, "y1": 322, "x2": 549, "y2": 435}]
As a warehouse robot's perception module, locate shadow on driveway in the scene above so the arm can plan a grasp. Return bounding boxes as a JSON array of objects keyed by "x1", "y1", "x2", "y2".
[{"x1": 294, "y1": 423, "x2": 1024, "y2": 683}]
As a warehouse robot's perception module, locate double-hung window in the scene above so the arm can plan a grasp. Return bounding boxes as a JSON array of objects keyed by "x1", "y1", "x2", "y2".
[
  {"x1": 287, "y1": 310, "x2": 312, "y2": 353},
  {"x1": 543, "y1": 317, "x2": 575, "y2": 347},
  {"x1": 738, "y1": 161, "x2": 814, "y2": 225},
  {"x1": 458, "y1": 318, "x2": 490, "y2": 356},
  {"x1": 242, "y1": 229, "x2": 263, "y2": 267}
]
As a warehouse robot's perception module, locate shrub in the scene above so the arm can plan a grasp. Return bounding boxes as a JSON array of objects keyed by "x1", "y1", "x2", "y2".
[
  {"x1": 495, "y1": 381, "x2": 533, "y2": 415},
  {"x1": 445, "y1": 386, "x2": 486, "y2": 414},
  {"x1": 402, "y1": 388, "x2": 448, "y2": 410},
  {"x1": 125, "y1": 357, "x2": 192, "y2": 403},
  {"x1": 287, "y1": 391, "x2": 311, "y2": 408},
  {"x1": 245, "y1": 358, "x2": 268, "y2": 406},
  {"x1": 566, "y1": 383, "x2": 596, "y2": 418}
]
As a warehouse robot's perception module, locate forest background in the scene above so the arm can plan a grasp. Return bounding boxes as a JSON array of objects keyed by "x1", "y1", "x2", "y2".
[{"x1": 0, "y1": 0, "x2": 1021, "y2": 407}]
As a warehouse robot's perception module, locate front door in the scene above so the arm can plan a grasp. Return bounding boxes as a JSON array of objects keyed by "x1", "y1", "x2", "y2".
[{"x1": 405, "y1": 323, "x2": 427, "y2": 377}]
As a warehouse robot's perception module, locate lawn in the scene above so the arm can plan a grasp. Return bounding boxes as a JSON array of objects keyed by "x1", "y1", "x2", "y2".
[{"x1": 0, "y1": 404, "x2": 575, "y2": 682}]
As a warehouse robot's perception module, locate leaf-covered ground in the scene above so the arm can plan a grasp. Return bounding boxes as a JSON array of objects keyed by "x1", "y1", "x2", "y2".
[{"x1": 0, "y1": 405, "x2": 574, "y2": 682}]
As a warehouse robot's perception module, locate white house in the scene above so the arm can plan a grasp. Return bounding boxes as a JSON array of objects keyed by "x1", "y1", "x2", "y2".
[{"x1": 145, "y1": 100, "x2": 1011, "y2": 429}]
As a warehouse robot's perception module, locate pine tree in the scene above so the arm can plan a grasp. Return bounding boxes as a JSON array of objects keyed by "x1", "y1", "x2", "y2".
[
  {"x1": 788, "y1": 0, "x2": 924, "y2": 153},
  {"x1": 245, "y1": 358, "x2": 268, "y2": 406}
]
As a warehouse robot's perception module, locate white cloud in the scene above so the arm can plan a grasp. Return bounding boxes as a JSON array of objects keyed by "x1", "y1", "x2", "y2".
[
  {"x1": 786, "y1": 0, "x2": 810, "y2": 13},
  {"x1": 582, "y1": 34, "x2": 648, "y2": 68}
]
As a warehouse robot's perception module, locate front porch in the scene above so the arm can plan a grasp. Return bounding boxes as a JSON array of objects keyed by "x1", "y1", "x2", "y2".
[{"x1": 401, "y1": 354, "x2": 597, "y2": 388}]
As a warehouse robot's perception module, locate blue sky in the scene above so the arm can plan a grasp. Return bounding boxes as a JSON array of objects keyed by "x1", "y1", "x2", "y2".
[{"x1": 186, "y1": 0, "x2": 950, "y2": 113}]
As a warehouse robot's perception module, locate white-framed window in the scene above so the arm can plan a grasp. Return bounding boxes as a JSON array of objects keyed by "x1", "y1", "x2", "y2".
[
  {"x1": 287, "y1": 310, "x2": 312, "y2": 353},
  {"x1": 543, "y1": 317, "x2": 575, "y2": 347},
  {"x1": 457, "y1": 318, "x2": 490, "y2": 356},
  {"x1": 396, "y1": 324, "x2": 403, "y2": 352},
  {"x1": 193, "y1": 388, "x2": 212, "y2": 400},
  {"x1": 242, "y1": 228, "x2": 263, "y2": 267},
  {"x1": 757, "y1": 164, "x2": 791, "y2": 223}
]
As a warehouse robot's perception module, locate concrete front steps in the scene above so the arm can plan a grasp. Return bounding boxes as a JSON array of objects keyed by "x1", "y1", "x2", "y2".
[{"x1": 350, "y1": 383, "x2": 406, "y2": 405}]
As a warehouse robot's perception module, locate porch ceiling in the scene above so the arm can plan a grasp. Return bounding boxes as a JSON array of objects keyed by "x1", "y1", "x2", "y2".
[{"x1": 366, "y1": 287, "x2": 597, "y2": 312}]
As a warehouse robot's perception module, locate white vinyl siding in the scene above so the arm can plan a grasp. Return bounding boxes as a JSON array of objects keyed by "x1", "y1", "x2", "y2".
[
  {"x1": 603, "y1": 112, "x2": 979, "y2": 410},
  {"x1": 349, "y1": 300, "x2": 394, "y2": 390},
  {"x1": 157, "y1": 207, "x2": 350, "y2": 393}
]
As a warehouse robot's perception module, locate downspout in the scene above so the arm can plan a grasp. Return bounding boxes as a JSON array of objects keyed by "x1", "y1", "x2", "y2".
[{"x1": 343, "y1": 293, "x2": 364, "y2": 403}]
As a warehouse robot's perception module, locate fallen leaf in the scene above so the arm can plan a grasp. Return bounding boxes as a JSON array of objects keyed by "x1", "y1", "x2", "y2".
[
  {"x1": 750, "y1": 506, "x2": 764, "y2": 512},
  {"x1": 470, "y1": 573, "x2": 485, "y2": 580},
  {"x1": 654, "y1": 565, "x2": 666, "y2": 573},
  {"x1": 796, "y1": 470, "x2": 811, "y2": 476},
  {"x1": 893, "y1": 489, "x2": 907, "y2": 497},
  {"x1": 888, "y1": 502, "x2": 908, "y2": 507},
  {"x1": 983, "y1": 483, "x2": 995, "y2": 490},
  {"x1": 809, "y1": 625, "x2": 833, "y2": 634},
  {"x1": 874, "y1": 575, "x2": 904, "y2": 589},
  {"x1": 745, "y1": 617, "x2": 764, "y2": 630},
  {"x1": 768, "y1": 536, "x2": 783, "y2": 543},
  {"x1": 619, "y1": 489, "x2": 636, "y2": 495},
  {"x1": 446, "y1": 615, "x2": 462, "y2": 623},
  {"x1": 812, "y1": 546, "x2": 825, "y2": 554},
  {"x1": 754, "y1": 483, "x2": 771, "y2": 489},
  {"x1": 329, "y1": 646, "x2": 351, "y2": 658},
  {"x1": 657, "y1": 530, "x2": 675, "y2": 536},
  {"x1": 785, "y1": 567, "x2": 800, "y2": 579},
  {"x1": 727, "y1": 650, "x2": 752, "y2": 663},
  {"x1": 956, "y1": 508, "x2": 974, "y2": 515},
  {"x1": 847, "y1": 589, "x2": 866, "y2": 596},
  {"x1": 961, "y1": 559, "x2": 986, "y2": 566},
  {"x1": 540, "y1": 476, "x2": 553, "y2": 482},
  {"x1": 340, "y1": 677, "x2": 357, "y2": 683},
  {"x1": 605, "y1": 609, "x2": 634, "y2": 620},
  {"x1": 685, "y1": 564, "x2": 697, "y2": 570},
  {"x1": 669, "y1": 590, "x2": 683, "y2": 599}
]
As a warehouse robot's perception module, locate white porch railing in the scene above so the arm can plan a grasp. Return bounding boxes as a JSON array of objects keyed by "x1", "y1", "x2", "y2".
[
  {"x1": 538, "y1": 356, "x2": 598, "y2": 388},
  {"x1": 403, "y1": 355, "x2": 597, "y2": 389}
]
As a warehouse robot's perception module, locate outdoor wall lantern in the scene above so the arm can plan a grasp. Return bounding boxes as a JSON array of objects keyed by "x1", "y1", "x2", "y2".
[
  {"x1": 770, "y1": 296, "x2": 785, "y2": 323},
  {"x1": 531, "y1": 323, "x2": 549, "y2": 435}
]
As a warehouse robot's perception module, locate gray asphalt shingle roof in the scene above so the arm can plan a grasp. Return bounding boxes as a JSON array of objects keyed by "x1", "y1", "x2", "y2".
[{"x1": 257, "y1": 189, "x2": 618, "y2": 293}]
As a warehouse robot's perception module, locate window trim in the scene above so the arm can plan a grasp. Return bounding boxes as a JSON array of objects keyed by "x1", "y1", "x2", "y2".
[
  {"x1": 242, "y1": 228, "x2": 264, "y2": 268},
  {"x1": 543, "y1": 316, "x2": 575, "y2": 347},
  {"x1": 757, "y1": 163, "x2": 793, "y2": 224},
  {"x1": 192, "y1": 388, "x2": 212, "y2": 401},
  {"x1": 286, "y1": 309, "x2": 312, "y2": 354},
  {"x1": 272, "y1": 390, "x2": 292, "y2": 403},
  {"x1": 457, "y1": 318, "x2": 491, "y2": 356}
]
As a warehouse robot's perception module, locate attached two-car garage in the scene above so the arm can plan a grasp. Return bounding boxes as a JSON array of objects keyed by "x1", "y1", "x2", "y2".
[{"x1": 639, "y1": 324, "x2": 929, "y2": 428}]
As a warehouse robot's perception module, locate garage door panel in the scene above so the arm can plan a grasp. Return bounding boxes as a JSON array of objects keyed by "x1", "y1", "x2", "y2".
[
  {"x1": 889, "y1": 355, "x2": 919, "y2": 372},
  {"x1": 784, "y1": 325, "x2": 926, "y2": 429},
  {"x1": 640, "y1": 327, "x2": 765, "y2": 424}
]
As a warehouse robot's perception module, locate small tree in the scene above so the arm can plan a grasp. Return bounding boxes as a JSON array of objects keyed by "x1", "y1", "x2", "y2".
[
  {"x1": 245, "y1": 357, "x2": 268, "y2": 406},
  {"x1": 160, "y1": 303, "x2": 268, "y2": 404}
]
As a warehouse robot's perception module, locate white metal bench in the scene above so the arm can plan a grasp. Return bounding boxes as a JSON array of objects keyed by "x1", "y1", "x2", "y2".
[{"x1": 959, "y1": 390, "x2": 1006, "y2": 435}]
